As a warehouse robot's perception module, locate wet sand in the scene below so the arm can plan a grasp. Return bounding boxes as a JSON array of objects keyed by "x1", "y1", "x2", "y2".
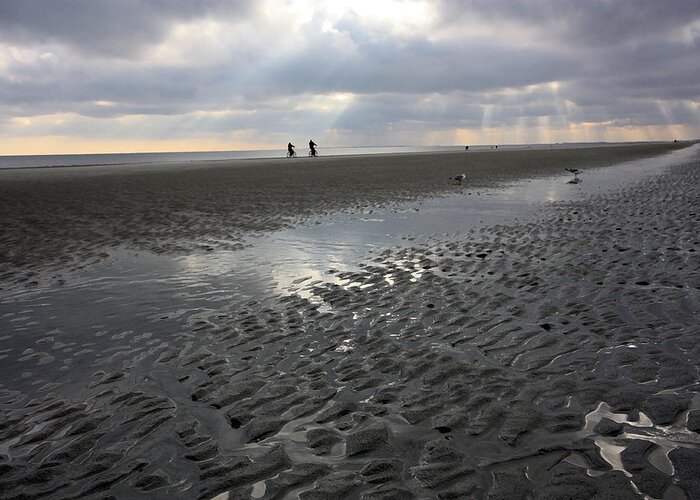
[
  {"x1": 1, "y1": 143, "x2": 699, "y2": 499},
  {"x1": 0, "y1": 143, "x2": 684, "y2": 283}
]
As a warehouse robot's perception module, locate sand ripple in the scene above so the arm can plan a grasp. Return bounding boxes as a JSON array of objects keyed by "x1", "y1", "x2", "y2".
[{"x1": 0, "y1": 147, "x2": 698, "y2": 498}]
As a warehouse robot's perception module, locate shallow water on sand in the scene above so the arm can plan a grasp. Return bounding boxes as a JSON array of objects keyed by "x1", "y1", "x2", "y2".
[
  {"x1": 0, "y1": 145, "x2": 698, "y2": 499},
  {"x1": 203, "y1": 144, "x2": 698, "y2": 305},
  {"x1": 1, "y1": 146, "x2": 696, "y2": 391}
]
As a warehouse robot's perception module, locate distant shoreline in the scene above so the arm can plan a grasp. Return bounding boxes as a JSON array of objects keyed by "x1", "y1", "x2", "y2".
[{"x1": 0, "y1": 140, "x2": 693, "y2": 170}]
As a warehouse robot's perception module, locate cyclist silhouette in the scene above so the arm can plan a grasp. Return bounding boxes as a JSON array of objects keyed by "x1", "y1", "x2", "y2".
[
  {"x1": 287, "y1": 142, "x2": 296, "y2": 157},
  {"x1": 308, "y1": 139, "x2": 317, "y2": 157}
]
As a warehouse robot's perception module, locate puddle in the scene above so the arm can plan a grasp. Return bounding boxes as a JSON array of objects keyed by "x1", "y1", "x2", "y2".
[
  {"x1": 200, "y1": 143, "x2": 699, "y2": 305},
  {"x1": 583, "y1": 400, "x2": 700, "y2": 478},
  {"x1": 251, "y1": 480, "x2": 266, "y2": 498},
  {"x1": 0, "y1": 146, "x2": 697, "y2": 394}
]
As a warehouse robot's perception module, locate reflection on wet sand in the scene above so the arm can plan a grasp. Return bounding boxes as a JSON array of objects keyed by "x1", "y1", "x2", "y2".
[{"x1": 0, "y1": 145, "x2": 698, "y2": 499}]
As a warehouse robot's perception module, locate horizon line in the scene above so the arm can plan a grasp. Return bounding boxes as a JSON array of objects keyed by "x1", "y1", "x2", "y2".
[{"x1": 1, "y1": 139, "x2": 695, "y2": 158}]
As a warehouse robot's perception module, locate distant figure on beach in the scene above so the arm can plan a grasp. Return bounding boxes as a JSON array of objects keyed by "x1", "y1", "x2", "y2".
[
  {"x1": 450, "y1": 173, "x2": 466, "y2": 185},
  {"x1": 287, "y1": 142, "x2": 296, "y2": 157},
  {"x1": 465, "y1": 145, "x2": 469, "y2": 150},
  {"x1": 309, "y1": 139, "x2": 317, "y2": 157}
]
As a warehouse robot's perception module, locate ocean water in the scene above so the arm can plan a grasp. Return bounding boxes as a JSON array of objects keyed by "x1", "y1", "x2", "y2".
[{"x1": 0, "y1": 142, "x2": 633, "y2": 170}]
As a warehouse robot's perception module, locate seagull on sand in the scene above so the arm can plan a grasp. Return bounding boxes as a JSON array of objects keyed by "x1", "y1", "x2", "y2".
[
  {"x1": 565, "y1": 168, "x2": 582, "y2": 179},
  {"x1": 450, "y1": 173, "x2": 466, "y2": 185}
]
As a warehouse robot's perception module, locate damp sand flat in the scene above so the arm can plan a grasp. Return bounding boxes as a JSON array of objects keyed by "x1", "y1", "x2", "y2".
[
  {"x1": 0, "y1": 143, "x2": 683, "y2": 280},
  {"x1": 0, "y1": 143, "x2": 699, "y2": 499}
]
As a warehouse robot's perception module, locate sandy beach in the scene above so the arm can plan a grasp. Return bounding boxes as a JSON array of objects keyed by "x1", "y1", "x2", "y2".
[
  {"x1": 1, "y1": 143, "x2": 699, "y2": 499},
  {"x1": 0, "y1": 143, "x2": 684, "y2": 282}
]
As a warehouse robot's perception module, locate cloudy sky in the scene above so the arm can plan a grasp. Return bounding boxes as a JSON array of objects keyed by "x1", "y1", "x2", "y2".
[{"x1": 1, "y1": 0, "x2": 699, "y2": 155}]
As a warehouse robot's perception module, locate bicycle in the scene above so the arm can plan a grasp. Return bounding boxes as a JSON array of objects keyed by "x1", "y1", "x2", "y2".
[
  {"x1": 308, "y1": 149, "x2": 318, "y2": 157},
  {"x1": 286, "y1": 150, "x2": 297, "y2": 158}
]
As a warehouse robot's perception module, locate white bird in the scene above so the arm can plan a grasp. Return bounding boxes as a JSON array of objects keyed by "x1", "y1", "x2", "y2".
[
  {"x1": 450, "y1": 173, "x2": 466, "y2": 185},
  {"x1": 565, "y1": 168, "x2": 582, "y2": 179}
]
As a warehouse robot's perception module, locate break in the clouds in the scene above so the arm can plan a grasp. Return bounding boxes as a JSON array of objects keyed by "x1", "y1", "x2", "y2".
[{"x1": 0, "y1": 0, "x2": 699, "y2": 154}]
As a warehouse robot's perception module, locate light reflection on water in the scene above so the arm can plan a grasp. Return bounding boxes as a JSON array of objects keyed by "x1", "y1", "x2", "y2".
[
  {"x1": 582, "y1": 397, "x2": 700, "y2": 478},
  {"x1": 0, "y1": 146, "x2": 697, "y2": 390},
  {"x1": 192, "y1": 144, "x2": 698, "y2": 309}
]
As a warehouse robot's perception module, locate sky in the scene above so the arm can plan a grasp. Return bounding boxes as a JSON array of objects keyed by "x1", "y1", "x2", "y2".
[{"x1": 0, "y1": 0, "x2": 699, "y2": 155}]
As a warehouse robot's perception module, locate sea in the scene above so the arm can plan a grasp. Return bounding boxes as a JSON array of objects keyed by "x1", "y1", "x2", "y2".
[{"x1": 0, "y1": 142, "x2": 633, "y2": 170}]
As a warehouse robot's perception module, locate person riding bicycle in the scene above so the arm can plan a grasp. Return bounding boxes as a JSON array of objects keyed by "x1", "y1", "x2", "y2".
[
  {"x1": 287, "y1": 142, "x2": 295, "y2": 157},
  {"x1": 309, "y1": 139, "x2": 317, "y2": 157}
]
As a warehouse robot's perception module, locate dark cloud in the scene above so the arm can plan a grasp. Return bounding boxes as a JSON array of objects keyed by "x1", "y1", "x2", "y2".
[
  {"x1": 438, "y1": 0, "x2": 700, "y2": 46},
  {"x1": 259, "y1": 35, "x2": 576, "y2": 96},
  {"x1": 0, "y1": 0, "x2": 254, "y2": 58}
]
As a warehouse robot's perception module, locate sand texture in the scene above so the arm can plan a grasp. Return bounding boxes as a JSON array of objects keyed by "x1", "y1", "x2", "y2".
[
  {"x1": 0, "y1": 143, "x2": 699, "y2": 499},
  {"x1": 0, "y1": 143, "x2": 683, "y2": 281}
]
